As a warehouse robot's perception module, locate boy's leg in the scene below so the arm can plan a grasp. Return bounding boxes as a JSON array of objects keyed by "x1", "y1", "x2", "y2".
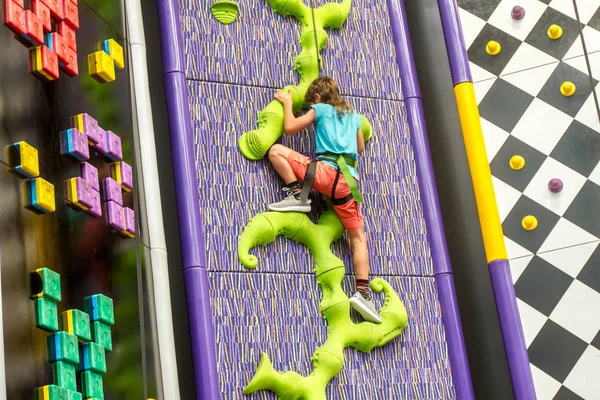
[{"x1": 267, "y1": 144, "x2": 311, "y2": 212}]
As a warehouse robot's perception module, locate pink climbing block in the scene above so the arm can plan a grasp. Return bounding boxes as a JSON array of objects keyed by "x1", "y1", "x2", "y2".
[
  {"x1": 122, "y1": 207, "x2": 135, "y2": 237},
  {"x1": 104, "y1": 131, "x2": 122, "y2": 162},
  {"x1": 84, "y1": 189, "x2": 102, "y2": 218},
  {"x1": 60, "y1": 128, "x2": 89, "y2": 161},
  {"x1": 102, "y1": 177, "x2": 122, "y2": 206},
  {"x1": 79, "y1": 162, "x2": 99, "y2": 191},
  {"x1": 103, "y1": 201, "x2": 124, "y2": 231}
]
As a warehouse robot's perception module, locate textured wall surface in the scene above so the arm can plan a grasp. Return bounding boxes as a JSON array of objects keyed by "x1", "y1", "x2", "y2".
[{"x1": 181, "y1": 0, "x2": 456, "y2": 398}]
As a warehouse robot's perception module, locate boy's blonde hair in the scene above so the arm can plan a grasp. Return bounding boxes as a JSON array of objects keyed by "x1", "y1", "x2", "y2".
[{"x1": 305, "y1": 76, "x2": 353, "y2": 116}]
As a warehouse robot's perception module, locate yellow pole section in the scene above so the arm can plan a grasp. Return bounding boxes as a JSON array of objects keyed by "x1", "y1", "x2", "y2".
[{"x1": 454, "y1": 82, "x2": 508, "y2": 262}]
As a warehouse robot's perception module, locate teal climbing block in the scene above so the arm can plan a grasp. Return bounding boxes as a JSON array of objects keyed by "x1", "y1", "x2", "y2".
[
  {"x1": 79, "y1": 342, "x2": 106, "y2": 374},
  {"x1": 52, "y1": 361, "x2": 77, "y2": 391},
  {"x1": 29, "y1": 267, "x2": 61, "y2": 302},
  {"x1": 81, "y1": 371, "x2": 103, "y2": 399},
  {"x1": 47, "y1": 331, "x2": 79, "y2": 365},
  {"x1": 34, "y1": 298, "x2": 58, "y2": 332},
  {"x1": 66, "y1": 390, "x2": 82, "y2": 400},
  {"x1": 91, "y1": 321, "x2": 112, "y2": 352},
  {"x1": 33, "y1": 384, "x2": 68, "y2": 400},
  {"x1": 59, "y1": 309, "x2": 91, "y2": 342},
  {"x1": 84, "y1": 294, "x2": 114, "y2": 325}
]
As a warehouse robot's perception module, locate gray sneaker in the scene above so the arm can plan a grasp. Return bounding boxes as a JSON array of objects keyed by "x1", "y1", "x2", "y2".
[
  {"x1": 349, "y1": 291, "x2": 383, "y2": 324},
  {"x1": 268, "y1": 188, "x2": 311, "y2": 213}
]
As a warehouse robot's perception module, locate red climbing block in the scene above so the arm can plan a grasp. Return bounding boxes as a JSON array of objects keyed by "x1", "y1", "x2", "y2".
[
  {"x1": 30, "y1": 45, "x2": 59, "y2": 80},
  {"x1": 57, "y1": 21, "x2": 76, "y2": 51},
  {"x1": 22, "y1": 10, "x2": 44, "y2": 46},
  {"x1": 31, "y1": 0, "x2": 51, "y2": 33},
  {"x1": 60, "y1": 46, "x2": 78, "y2": 76},
  {"x1": 42, "y1": 0, "x2": 63, "y2": 21},
  {"x1": 3, "y1": 0, "x2": 25, "y2": 36},
  {"x1": 62, "y1": 0, "x2": 78, "y2": 30},
  {"x1": 46, "y1": 32, "x2": 67, "y2": 65}
]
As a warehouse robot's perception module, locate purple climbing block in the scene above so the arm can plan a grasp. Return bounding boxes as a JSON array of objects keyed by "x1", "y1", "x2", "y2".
[
  {"x1": 85, "y1": 189, "x2": 102, "y2": 218},
  {"x1": 79, "y1": 162, "x2": 99, "y2": 191},
  {"x1": 61, "y1": 129, "x2": 89, "y2": 161},
  {"x1": 104, "y1": 131, "x2": 123, "y2": 162},
  {"x1": 120, "y1": 162, "x2": 133, "y2": 192},
  {"x1": 103, "y1": 201, "x2": 124, "y2": 231},
  {"x1": 67, "y1": 177, "x2": 94, "y2": 210},
  {"x1": 93, "y1": 128, "x2": 107, "y2": 156},
  {"x1": 75, "y1": 113, "x2": 100, "y2": 145},
  {"x1": 102, "y1": 177, "x2": 123, "y2": 206},
  {"x1": 123, "y1": 207, "x2": 135, "y2": 237}
]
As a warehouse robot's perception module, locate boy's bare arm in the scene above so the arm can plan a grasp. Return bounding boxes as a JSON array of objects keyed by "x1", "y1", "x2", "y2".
[
  {"x1": 357, "y1": 128, "x2": 365, "y2": 154},
  {"x1": 275, "y1": 89, "x2": 316, "y2": 134}
]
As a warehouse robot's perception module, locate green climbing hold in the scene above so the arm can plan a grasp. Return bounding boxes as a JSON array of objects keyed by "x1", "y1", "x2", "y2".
[{"x1": 210, "y1": 0, "x2": 239, "y2": 25}]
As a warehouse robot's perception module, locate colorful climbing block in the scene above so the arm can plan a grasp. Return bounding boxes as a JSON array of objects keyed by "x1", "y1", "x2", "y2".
[
  {"x1": 91, "y1": 321, "x2": 112, "y2": 352},
  {"x1": 65, "y1": 177, "x2": 94, "y2": 211},
  {"x1": 110, "y1": 162, "x2": 133, "y2": 192},
  {"x1": 103, "y1": 130, "x2": 122, "y2": 161},
  {"x1": 99, "y1": 39, "x2": 124, "y2": 69},
  {"x1": 33, "y1": 384, "x2": 68, "y2": 400},
  {"x1": 84, "y1": 189, "x2": 101, "y2": 218},
  {"x1": 79, "y1": 342, "x2": 106, "y2": 374},
  {"x1": 122, "y1": 207, "x2": 135, "y2": 238},
  {"x1": 3, "y1": 0, "x2": 25, "y2": 36},
  {"x1": 81, "y1": 371, "x2": 103, "y2": 399},
  {"x1": 72, "y1": 113, "x2": 100, "y2": 145},
  {"x1": 47, "y1": 331, "x2": 79, "y2": 364},
  {"x1": 62, "y1": 0, "x2": 78, "y2": 30},
  {"x1": 66, "y1": 390, "x2": 82, "y2": 400},
  {"x1": 92, "y1": 128, "x2": 106, "y2": 155},
  {"x1": 34, "y1": 297, "x2": 58, "y2": 331},
  {"x1": 31, "y1": 0, "x2": 51, "y2": 32},
  {"x1": 45, "y1": 32, "x2": 68, "y2": 65},
  {"x1": 101, "y1": 178, "x2": 122, "y2": 205},
  {"x1": 60, "y1": 128, "x2": 89, "y2": 161},
  {"x1": 85, "y1": 294, "x2": 114, "y2": 325},
  {"x1": 57, "y1": 21, "x2": 76, "y2": 51},
  {"x1": 79, "y1": 162, "x2": 99, "y2": 191},
  {"x1": 29, "y1": 267, "x2": 61, "y2": 302},
  {"x1": 103, "y1": 201, "x2": 124, "y2": 231},
  {"x1": 24, "y1": 177, "x2": 56, "y2": 214},
  {"x1": 30, "y1": 45, "x2": 60, "y2": 81},
  {"x1": 60, "y1": 309, "x2": 91, "y2": 342},
  {"x1": 22, "y1": 10, "x2": 44, "y2": 46},
  {"x1": 60, "y1": 46, "x2": 78, "y2": 77},
  {"x1": 88, "y1": 51, "x2": 115, "y2": 83},
  {"x1": 5, "y1": 141, "x2": 39, "y2": 179},
  {"x1": 52, "y1": 361, "x2": 77, "y2": 391},
  {"x1": 44, "y1": 0, "x2": 63, "y2": 20}
]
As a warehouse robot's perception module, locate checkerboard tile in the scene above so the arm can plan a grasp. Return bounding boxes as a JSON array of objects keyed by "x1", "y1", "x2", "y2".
[{"x1": 460, "y1": 1, "x2": 600, "y2": 397}]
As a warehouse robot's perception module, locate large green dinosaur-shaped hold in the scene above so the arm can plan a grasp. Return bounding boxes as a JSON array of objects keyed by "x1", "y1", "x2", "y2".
[
  {"x1": 238, "y1": 0, "x2": 373, "y2": 161},
  {"x1": 238, "y1": 210, "x2": 408, "y2": 399}
]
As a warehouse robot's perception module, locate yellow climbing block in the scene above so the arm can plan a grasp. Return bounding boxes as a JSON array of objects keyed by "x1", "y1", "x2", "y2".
[
  {"x1": 98, "y1": 39, "x2": 124, "y2": 69},
  {"x1": 6, "y1": 141, "x2": 39, "y2": 179},
  {"x1": 88, "y1": 51, "x2": 115, "y2": 83}
]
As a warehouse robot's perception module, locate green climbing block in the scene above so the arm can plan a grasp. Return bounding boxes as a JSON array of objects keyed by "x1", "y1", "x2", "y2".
[
  {"x1": 84, "y1": 294, "x2": 114, "y2": 325},
  {"x1": 34, "y1": 298, "x2": 58, "y2": 332},
  {"x1": 52, "y1": 361, "x2": 77, "y2": 391},
  {"x1": 60, "y1": 309, "x2": 91, "y2": 342},
  {"x1": 81, "y1": 371, "x2": 103, "y2": 399},
  {"x1": 79, "y1": 342, "x2": 106, "y2": 374},
  {"x1": 29, "y1": 267, "x2": 61, "y2": 302},
  {"x1": 33, "y1": 384, "x2": 68, "y2": 400},
  {"x1": 91, "y1": 321, "x2": 112, "y2": 352},
  {"x1": 65, "y1": 390, "x2": 82, "y2": 400},
  {"x1": 47, "y1": 331, "x2": 79, "y2": 365}
]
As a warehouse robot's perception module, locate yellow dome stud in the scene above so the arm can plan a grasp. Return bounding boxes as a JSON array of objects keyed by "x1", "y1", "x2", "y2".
[
  {"x1": 510, "y1": 155, "x2": 525, "y2": 171},
  {"x1": 560, "y1": 81, "x2": 576, "y2": 97},
  {"x1": 522, "y1": 215, "x2": 538, "y2": 231},
  {"x1": 486, "y1": 40, "x2": 501, "y2": 56},
  {"x1": 548, "y1": 24, "x2": 563, "y2": 40}
]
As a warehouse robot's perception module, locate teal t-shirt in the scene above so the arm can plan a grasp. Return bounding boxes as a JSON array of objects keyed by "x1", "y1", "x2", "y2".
[{"x1": 311, "y1": 103, "x2": 362, "y2": 180}]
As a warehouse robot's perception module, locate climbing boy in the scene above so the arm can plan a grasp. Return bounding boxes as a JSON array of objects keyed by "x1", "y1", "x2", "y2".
[{"x1": 267, "y1": 76, "x2": 382, "y2": 324}]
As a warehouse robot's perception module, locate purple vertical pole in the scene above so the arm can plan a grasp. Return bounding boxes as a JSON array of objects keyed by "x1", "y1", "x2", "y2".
[
  {"x1": 156, "y1": 0, "x2": 221, "y2": 398},
  {"x1": 387, "y1": 0, "x2": 475, "y2": 398}
]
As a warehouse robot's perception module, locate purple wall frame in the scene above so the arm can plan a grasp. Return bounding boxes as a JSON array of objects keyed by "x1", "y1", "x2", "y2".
[
  {"x1": 156, "y1": 0, "x2": 221, "y2": 398},
  {"x1": 387, "y1": 0, "x2": 475, "y2": 398}
]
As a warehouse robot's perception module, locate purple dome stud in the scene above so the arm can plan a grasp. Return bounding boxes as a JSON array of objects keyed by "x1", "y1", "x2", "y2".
[
  {"x1": 511, "y1": 6, "x2": 525, "y2": 20},
  {"x1": 548, "y1": 178, "x2": 563, "y2": 193}
]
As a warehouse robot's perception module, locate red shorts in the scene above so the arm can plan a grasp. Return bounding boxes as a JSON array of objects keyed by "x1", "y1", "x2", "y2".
[{"x1": 287, "y1": 150, "x2": 364, "y2": 231}]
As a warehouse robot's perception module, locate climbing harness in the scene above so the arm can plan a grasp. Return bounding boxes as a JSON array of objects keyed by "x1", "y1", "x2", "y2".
[{"x1": 299, "y1": 153, "x2": 363, "y2": 206}]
